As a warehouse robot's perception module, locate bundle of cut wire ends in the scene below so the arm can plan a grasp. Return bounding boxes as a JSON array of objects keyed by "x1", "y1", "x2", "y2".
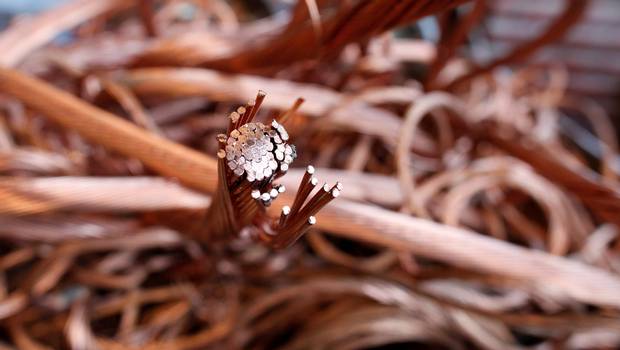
[{"x1": 204, "y1": 91, "x2": 341, "y2": 249}]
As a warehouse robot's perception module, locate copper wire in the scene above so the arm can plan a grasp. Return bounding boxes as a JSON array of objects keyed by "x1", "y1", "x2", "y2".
[{"x1": 203, "y1": 92, "x2": 340, "y2": 247}]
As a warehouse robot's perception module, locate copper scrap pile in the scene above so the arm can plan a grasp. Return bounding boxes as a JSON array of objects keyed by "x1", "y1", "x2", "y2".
[{"x1": 0, "y1": 0, "x2": 620, "y2": 349}]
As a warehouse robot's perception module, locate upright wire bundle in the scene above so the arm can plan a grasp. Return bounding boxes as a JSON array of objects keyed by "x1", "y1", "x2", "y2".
[{"x1": 204, "y1": 91, "x2": 341, "y2": 248}]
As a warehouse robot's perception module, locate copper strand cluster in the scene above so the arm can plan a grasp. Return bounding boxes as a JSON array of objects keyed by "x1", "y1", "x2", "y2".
[{"x1": 204, "y1": 91, "x2": 340, "y2": 248}]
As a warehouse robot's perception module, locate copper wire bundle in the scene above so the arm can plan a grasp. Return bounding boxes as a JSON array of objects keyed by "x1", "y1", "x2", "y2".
[{"x1": 204, "y1": 91, "x2": 339, "y2": 247}]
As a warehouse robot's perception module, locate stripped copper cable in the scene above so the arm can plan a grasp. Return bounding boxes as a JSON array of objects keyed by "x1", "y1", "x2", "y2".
[{"x1": 204, "y1": 91, "x2": 340, "y2": 248}]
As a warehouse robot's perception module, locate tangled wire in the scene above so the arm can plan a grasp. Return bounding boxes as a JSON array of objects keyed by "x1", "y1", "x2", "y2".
[{"x1": 0, "y1": 0, "x2": 619, "y2": 349}]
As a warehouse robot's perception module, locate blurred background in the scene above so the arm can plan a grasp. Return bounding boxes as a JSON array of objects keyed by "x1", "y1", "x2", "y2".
[
  {"x1": 0, "y1": 0, "x2": 619, "y2": 349},
  {"x1": 3, "y1": 0, "x2": 619, "y2": 116}
]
